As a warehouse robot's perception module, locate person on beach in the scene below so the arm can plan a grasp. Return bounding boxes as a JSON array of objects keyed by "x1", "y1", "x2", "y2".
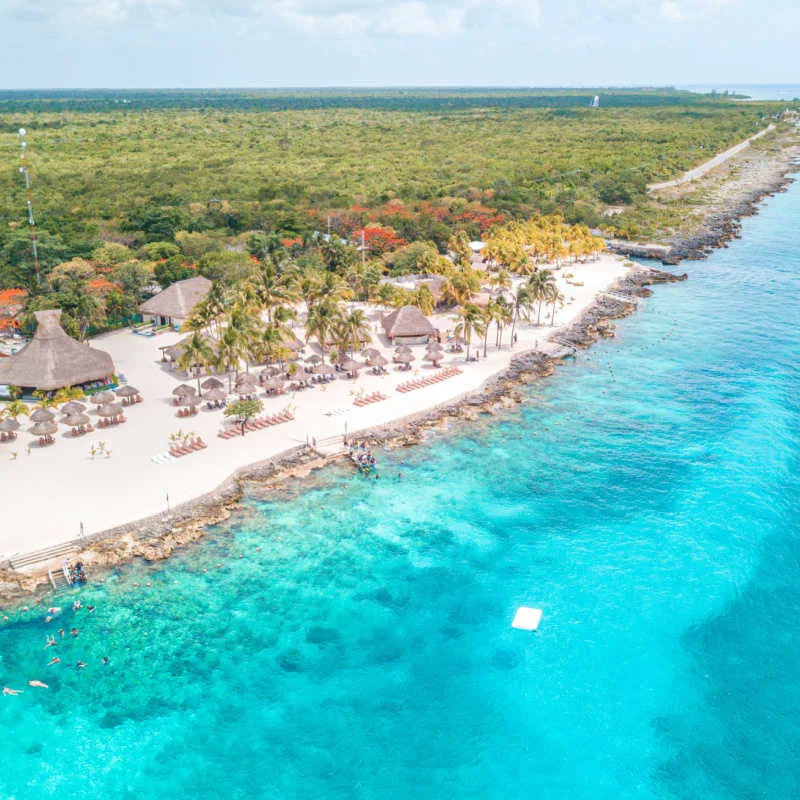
[
  {"x1": 3, "y1": 687, "x2": 23, "y2": 696},
  {"x1": 47, "y1": 657, "x2": 60, "y2": 666},
  {"x1": 27, "y1": 680, "x2": 48, "y2": 689}
]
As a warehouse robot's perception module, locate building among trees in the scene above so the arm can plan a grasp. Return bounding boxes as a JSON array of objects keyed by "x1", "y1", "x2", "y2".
[
  {"x1": 139, "y1": 276, "x2": 211, "y2": 328},
  {"x1": 381, "y1": 305, "x2": 437, "y2": 344}
]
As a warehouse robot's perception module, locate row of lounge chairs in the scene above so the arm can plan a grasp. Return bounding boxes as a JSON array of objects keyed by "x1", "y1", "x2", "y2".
[
  {"x1": 217, "y1": 410, "x2": 295, "y2": 439},
  {"x1": 69, "y1": 425, "x2": 94, "y2": 436},
  {"x1": 169, "y1": 438, "x2": 207, "y2": 458},
  {"x1": 0, "y1": 432, "x2": 18, "y2": 442},
  {"x1": 97, "y1": 416, "x2": 126, "y2": 427},
  {"x1": 176, "y1": 406, "x2": 199, "y2": 418},
  {"x1": 354, "y1": 392, "x2": 388, "y2": 407},
  {"x1": 396, "y1": 366, "x2": 463, "y2": 394}
]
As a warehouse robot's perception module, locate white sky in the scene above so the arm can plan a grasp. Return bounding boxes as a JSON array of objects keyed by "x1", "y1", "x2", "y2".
[{"x1": 0, "y1": 0, "x2": 796, "y2": 88}]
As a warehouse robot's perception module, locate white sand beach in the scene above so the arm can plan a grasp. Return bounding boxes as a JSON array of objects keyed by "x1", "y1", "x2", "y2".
[{"x1": 0, "y1": 254, "x2": 631, "y2": 561}]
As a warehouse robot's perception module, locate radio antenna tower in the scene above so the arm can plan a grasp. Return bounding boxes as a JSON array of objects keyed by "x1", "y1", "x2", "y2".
[{"x1": 18, "y1": 128, "x2": 41, "y2": 287}]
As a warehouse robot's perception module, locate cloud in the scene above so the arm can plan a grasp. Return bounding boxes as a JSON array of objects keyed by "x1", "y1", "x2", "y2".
[{"x1": 0, "y1": 0, "x2": 730, "y2": 36}]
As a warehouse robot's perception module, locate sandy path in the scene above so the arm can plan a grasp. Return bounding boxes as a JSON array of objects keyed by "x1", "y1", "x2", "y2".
[{"x1": 648, "y1": 124, "x2": 775, "y2": 192}]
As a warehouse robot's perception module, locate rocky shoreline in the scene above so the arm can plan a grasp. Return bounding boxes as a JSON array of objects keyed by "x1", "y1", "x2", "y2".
[{"x1": 0, "y1": 266, "x2": 682, "y2": 605}]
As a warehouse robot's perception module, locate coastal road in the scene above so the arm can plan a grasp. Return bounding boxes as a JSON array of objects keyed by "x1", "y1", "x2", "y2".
[{"x1": 648, "y1": 124, "x2": 775, "y2": 192}]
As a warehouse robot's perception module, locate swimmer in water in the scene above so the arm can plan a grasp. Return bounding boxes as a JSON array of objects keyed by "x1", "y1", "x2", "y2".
[
  {"x1": 3, "y1": 687, "x2": 23, "y2": 696},
  {"x1": 72, "y1": 600, "x2": 82, "y2": 611},
  {"x1": 44, "y1": 635, "x2": 57, "y2": 649},
  {"x1": 47, "y1": 607, "x2": 61, "y2": 615},
  {"x1": 87, "y1": 606, "x2": 95, "y2": 613},
  {"x1": 76, "y1": 661, "x2": 86, "y2": 669},
  {"x1": 102, "y1": 656, "x2": 110, "y2": 666},
  {"x1": 47, "y1": 657, "x2": 60, "y2": 666},
  {"x1": 28, "y1": 680, "x2": 48, "y2": 689},
  {"x1": 58, "y1": 629, "x2": 65, "y2": 638},
  {"x1": 70, "y1": 628, "x2": 79, "y2": 637}
]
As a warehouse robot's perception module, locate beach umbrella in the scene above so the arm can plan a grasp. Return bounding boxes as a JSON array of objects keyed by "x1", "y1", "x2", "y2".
[
  {"x1": 304, "y1": 354, "x2": 322, "y2": 365},
  {"x1": 91, "y1": 391, "x2": 116, "y2": 405},
  {"x1": 235, "y1": 372, "x2": 258, "y2": 388},
  {"x1": 30, "y1": 408, "x2": 56, "y2": 423},
  {"x1": 340, "y1": 358, "x2": 365, "y2": 373},
  {"x1": 98, "y1": 402, "x2": 124, "y2": 417},
  {"x1": 395, "y1": 351, "x2": 415, "y2": 365},
  {"x1": 116, "y1": 385, "x2": 140, "y2": 399},
  {"x1": 263, "y1": 376, "x2": 286, "y2": 392},
  {"x1": 363, "y1": 347, "x2": 382, "y2": 360},
  {"x1": 60, "y1": 401, "x2": 86, "y2": 415},
  {"x1": 201, "y1": 377, "x2": 225, "y2": 391},
  {"x1": 204, "y1": 388, "x2": 227, "y2": 403},
  {"x1": 395, "y1": 345, "x2": 412, "y2": 355},
  {"x1": 29, "y1": 421, "x2": 57, "y2": 437},
  {"x1": 365, "y1": 352, "x2": 388, "y2": 368},
  {"x1": 172, "y1": 384, "x2": 196, "y2": 397},
  {"x1": 176, "y1": 394, "x2": 200, "y2": 407},
  {"x1": 260, "y1": 366, "x2": 282, "y2": 379},
  {"x1": 65, "y1": 412, "x2": 91, "y2": 427},
  {"x1": 423, "y1": 352, "x2": 443, "y2": 365},
  {"x1": 0, "y1": 418, "x2": 20, "y2": 433}
]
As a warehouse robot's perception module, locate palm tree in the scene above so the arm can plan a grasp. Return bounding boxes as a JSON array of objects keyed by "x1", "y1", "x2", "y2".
[
  {"x1": 216, "y1": 324, "x2": 248, "y2": 392},
  {"x1": 3, "y1": 400, "x2": 29, "y2": 420},
  {"x1": 528, "y1": 270, "x2": 554, "y2": 326},
  {"x1": 548, "y1": 287, "x2": 565, "y2": 326},
  {"x1": 489, "y1": 269, "x2": 512, "y2": 297},
  {"x1": 176, "y1": 331, "x2": 215, "y2": 393},
  {"x1": 52, "y1": 386, "x2": 86, "y2": 406},
  {"x1": 453, "y1": 304, "x2": 486, "y2": 362},
  {"x1": 439, "y1": 274, "x2": 472, "y2": 307},
  {"x1": 248, "y1": 256, "x2": 300, "y2": 325},
  {"x1": 337, "y1": 309, "x2": 372, "y2": 356},
  {"x1": 510, "y1": 284, "x2": 533, "y2": 344},
  {"x1": 492, "y1": 296, "x2": 513, "y2": 348},
  {"x1": 305, "y1": 298, "x2": 343, "y2": 363}
]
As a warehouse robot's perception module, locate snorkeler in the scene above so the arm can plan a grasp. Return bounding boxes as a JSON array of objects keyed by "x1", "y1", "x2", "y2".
[
  {"x1": 44, "y1": 635, "x2": 57, "y2": 649},
  {"x1": 2, "y1": 687, "x2": 23, "y2": 696},
  {"x1": 27, "y1": 680, "x2": 48, "y2": 689},
  {"x1": 47, "y1": 657, "x2": 61, "y2": 666}
]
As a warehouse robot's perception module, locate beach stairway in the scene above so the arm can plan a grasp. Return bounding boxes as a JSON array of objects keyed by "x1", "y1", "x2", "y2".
[{"x1": 8, "y1": 540, "x2": 81, "y2": 572}]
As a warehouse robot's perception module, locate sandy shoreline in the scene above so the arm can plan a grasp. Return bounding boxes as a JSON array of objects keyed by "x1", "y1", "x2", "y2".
[{"x1": 0, "y1": 264, "x2": 680, "y2": 602}]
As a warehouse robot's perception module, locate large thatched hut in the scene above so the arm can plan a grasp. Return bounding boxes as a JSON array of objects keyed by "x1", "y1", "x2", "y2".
[
  {"x1": 380, "y1": 306, "x2": 437, "y2": 345},
  {"x1": 0, "y1": 310, "x2": 114, "y2": 393},
  {"x1": 139, "y1": 276, "x2": 211, "y2": 328}
]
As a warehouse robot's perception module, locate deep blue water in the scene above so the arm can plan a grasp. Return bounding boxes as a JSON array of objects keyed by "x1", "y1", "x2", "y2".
[{"x1": 1, "y1": 180, "x2": 800, "y2": 798}]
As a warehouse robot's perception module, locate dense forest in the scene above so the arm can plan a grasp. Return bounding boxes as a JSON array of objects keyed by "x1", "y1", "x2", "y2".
[{"x1": 0, "y1": 88, "x2": 789, "y2": 335}]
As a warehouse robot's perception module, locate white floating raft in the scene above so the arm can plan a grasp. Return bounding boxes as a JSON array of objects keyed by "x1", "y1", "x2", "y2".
[{"x1": 512, "y1": 607, "x2": 542, "y2": 631}]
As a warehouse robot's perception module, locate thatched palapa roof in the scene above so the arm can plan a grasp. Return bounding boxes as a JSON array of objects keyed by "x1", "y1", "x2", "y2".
[
  {"x1": 0, "y1": 310, "x2": 114, "y2": 392},
  {"x1": 139, "y1": 276, "x2": 211, "y2": 321},
  {"x1": 381, "y1": 306, "x2": 436, "y2": 340}
]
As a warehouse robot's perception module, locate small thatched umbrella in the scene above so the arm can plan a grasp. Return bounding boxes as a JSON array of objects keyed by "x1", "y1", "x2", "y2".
[
  {"x1": 289, "y1": 366, "x2": 309, "y2": 382},
  {"x1": 365, "y1": 352, "x2": 388, "y2": 368},
  {"x1": 204, "y1": 387, "x2": 227, "y2": 404},
  {"x1": 0, "y1": 417, "x2": 21, "y2": 437},
  {"x1": 29, "y1": 420, "x2": 57, "y2": 443},
  {"x1": 64, "y1": 412, "x2": 91, "y2": 431},
  {"x1": 98, "y1": 402, "x2": 124, "y2": 418},
  {"x1": 304, "y1": 354, "x2": 322, "y2": 365},
  {"x1": 395, "y1": 351, "x2": 415, "y2": 369},
  {"x1": 201, "y1": 376, "x2": 225, "y2": 391},
  {"x1": 60, "y1": 400, "x2": 86, "y2": 415},
  {"x1": 235, "y1": 373, "x2": 258, "y2": 388},
  {"x1": 172, "y1": 384, "x2": 196, "y2": 397},
  {"x1": 30, "y1": 407, "x2": 56, "y2": 423},
  {"x1": 263, "y1": 376, "x2": 286, "y2": 393},
  {"x1": 363, "y1": 347, "x2": 382, "y2": 360},
  {"x1": 309, "y1": 362, "x2": 331, "y2": 375},
  {"x1": 177, "y1": 394, "x2": 200, "y2": 407},
  {"x1": 395, "y1": 345, "x2": 412, "y2": 355},
  {"x1": 423, "y1": 351, "x2": 444, "y2": 366},
  {"x1": 260, "y1": 366, "x2": 282, "y2": 379},
  {"x1": 91, "y1": 390, "x2": 116, "y2": 406},
  {"x1": 340, "y1": 358, "x2": 364, "y2": 374},
  {"x1": 116, "y1": 384, "x2": 140, "y2": 399}
]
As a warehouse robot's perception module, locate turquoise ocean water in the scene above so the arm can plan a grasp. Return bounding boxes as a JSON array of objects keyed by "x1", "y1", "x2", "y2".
[{"x1": 2, "y1": 180, "x2": 800, "y2": 798}]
